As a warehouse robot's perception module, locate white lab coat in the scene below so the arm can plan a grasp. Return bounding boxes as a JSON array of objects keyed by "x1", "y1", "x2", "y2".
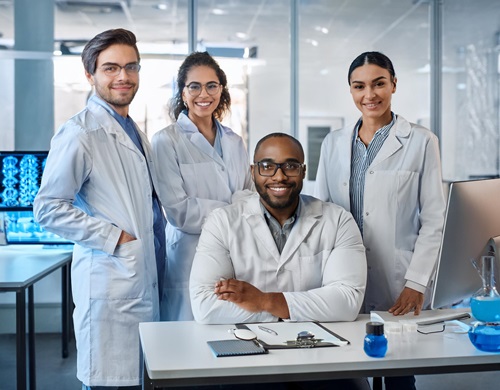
[
  {"x1": 34, "y1": 97, "x2": 161, "y2": 387},
  {"x1": 151, "y1": 112, "x2": 254, "y2": 321},
  {"x1": 315, "y1": 115, "x2": 446, "y2": 312},
  {"x1": 190, "y1": 193, "x2": 367, "y2": 324}
]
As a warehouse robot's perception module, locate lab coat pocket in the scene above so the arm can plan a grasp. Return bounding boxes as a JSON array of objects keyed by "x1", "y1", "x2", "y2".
[
  {"x1": 294, "y1": 250, "x2": 329, "y2": 290},
  {"x1": 90, "y1": 238, "x2": 145, "y2": 299},
  {"x1": 179, "y1": 161, "x2": 222, "y2": 198}
]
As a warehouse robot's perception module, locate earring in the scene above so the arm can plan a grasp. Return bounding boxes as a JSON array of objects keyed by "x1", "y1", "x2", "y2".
[{"x1": 183, "y1": 101, "x2": 188, "y2": 108}]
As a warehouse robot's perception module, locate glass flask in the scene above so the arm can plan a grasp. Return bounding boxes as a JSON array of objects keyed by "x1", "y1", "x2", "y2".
[
  {"x1": 470, "y1": 256, "x2": 500, "y2": 323},
  {"x1": 468, "y1": 322, "x2": 500, "y2": 352}
]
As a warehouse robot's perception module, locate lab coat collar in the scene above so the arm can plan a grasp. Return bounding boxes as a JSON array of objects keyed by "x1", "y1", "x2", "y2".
[
  {"x1": 87, "y1": 96, "x2": 144, "y2": 157},
  {"x1": 243, "y1": 194, "x2": 321, "y2": 266},
  {"x1": 370, "y1": 114, "x2": 410, "y2": 167},
  {"x1": 176, "y1": 112, "x2": 226, "y2": 167},
  {"x1": 280, "y1": 195, "x2": 321, "y2": 264}
]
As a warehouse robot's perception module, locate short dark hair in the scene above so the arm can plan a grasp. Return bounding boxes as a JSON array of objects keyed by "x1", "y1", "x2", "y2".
[
  {"x1": 169, "y1": 51, "x2": 231, "y2": 121},
  {"x1": 81, "y1": 28, "x2": 140, "y2": 75},
  {"x1": 348, "y1": 51, "x2": 396, "y2": 85},
  {"x1": 253, "y1": 133, "x2": 304, "y2": 162}
]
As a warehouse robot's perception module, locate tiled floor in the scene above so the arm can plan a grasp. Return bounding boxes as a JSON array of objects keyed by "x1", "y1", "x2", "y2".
[
  {"x1": 0, "y1": 333, "x2": 499, "y2": 390},
  {"x1": 0, "y1": 333, "x2": 79, "y2": 390}
]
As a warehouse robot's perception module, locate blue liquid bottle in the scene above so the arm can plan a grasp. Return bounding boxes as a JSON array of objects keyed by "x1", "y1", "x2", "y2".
[{"x1": 364, "y1": 322, "x2": 387, "y2": 358}]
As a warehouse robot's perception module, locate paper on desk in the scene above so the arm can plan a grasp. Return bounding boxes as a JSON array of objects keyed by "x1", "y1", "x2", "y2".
[
  {"x1": 243, "y1": 322, "x2": 348, "y2": 347},
  {"x1": 371, "y1": 308, "x2": 471, "y2": 325}
]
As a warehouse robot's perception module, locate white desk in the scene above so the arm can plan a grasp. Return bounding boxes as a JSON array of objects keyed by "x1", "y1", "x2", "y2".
[
  {"x1": 0, "y1": 245, "x2": 73, "y2": 390},
  {"x1": 139, "y1": 314, "x2": 500, "y2": 389}
]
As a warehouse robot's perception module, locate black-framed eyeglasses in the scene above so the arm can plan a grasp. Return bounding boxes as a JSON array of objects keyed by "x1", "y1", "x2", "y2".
[
  {"x1": 254, "y1": 161, "x2": 305, "y2": 177},
  {"x1": 100, "y1": 63, "x2": 141, "y2": 77},
  {"x1": 185, "y1": 82, "x2": 222, "y2": 97},
  {"x1": 417, "y1": 324, "x2": 446, "y2": 335}
]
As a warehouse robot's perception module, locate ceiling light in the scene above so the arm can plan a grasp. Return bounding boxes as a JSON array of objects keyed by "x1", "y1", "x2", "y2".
[
  {"x1": 314, "y1": 26, "x2": 329, "y2": 34},
  {"x1": 236, "y1": 32, "x2": 248, "y2": 39},
  {"x1": 154, "y1": 3, "x2": 168, "y2": 11},
  {"x1": 211, "y1": 8, "x2": 227, "y2": 15}
]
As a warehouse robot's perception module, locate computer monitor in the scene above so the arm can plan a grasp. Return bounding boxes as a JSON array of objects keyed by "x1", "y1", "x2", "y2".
[
  {"x1": 431, "y1": 178, "x2": 500, "y2": 309},
  {"x1": 0, "y1": 151, "x2": 47, "y2": 210},
  {"x1": 0, "y1": 151, "x2": 72, "y2": 245}
]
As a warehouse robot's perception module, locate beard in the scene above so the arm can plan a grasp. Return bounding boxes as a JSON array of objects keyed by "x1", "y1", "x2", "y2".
[
  {"x1": 255, "y1": 180, "x2": 302, "y2": 210},
  {"x1": 95, "y1": 82, "x2": 138, "y2": 108}
]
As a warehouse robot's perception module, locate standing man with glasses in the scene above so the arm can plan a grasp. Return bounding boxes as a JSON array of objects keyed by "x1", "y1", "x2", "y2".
[{"x1": 34, "y1": 28, "x2": 166, "y2": 390}]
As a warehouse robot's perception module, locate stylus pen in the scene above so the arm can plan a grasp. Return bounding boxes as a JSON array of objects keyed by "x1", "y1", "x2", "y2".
[{"x1": 258, "y1": 325, "x2": 278, "y2": 336}]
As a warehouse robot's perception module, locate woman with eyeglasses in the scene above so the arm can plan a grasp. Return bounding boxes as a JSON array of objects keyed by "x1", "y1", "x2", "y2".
[
  {"x1": 152, "y1": 51, "x2": 254, "y2": 321},
  {"x1": 315, "y1": 52, "x2": 446, "y2": 389}
]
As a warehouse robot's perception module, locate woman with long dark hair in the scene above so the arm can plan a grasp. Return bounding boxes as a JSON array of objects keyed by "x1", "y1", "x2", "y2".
[{"x1": 152, "y1": 51, "x2": 253, "y2": 321}]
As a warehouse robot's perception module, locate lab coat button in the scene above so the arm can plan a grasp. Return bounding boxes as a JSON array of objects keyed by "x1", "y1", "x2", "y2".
[
  {"x1": 343, "y1": 182, "x2": 347, "y2": 186},
  {"x1": 369, "y1": 171, "x2": 374, "y2": 174},
  {"x1": 365, "y1": 212, "x2": 369, "y2": 216},
  {"x1": 153, "y1": 282, "x2": 157, "y2": 288}
]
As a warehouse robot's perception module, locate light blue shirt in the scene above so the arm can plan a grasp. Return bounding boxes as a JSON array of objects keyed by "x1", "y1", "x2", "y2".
[{"x1": 350, "y1": 113, "x2": 395, "y2": 235}]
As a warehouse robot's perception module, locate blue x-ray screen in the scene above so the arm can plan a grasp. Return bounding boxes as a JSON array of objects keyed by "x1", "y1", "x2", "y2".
[
  {"x1": 0, "y1": 151, "x2": 72, "y2": 245},
  {"x1": 0, "y1": 151, "x2": 47, "y2": 210}
]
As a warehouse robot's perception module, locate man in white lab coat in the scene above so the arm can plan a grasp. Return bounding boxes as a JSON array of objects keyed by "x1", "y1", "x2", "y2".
[
  {"x1": 190, "y1": 133, "x2": 367, "y2": 325},
  {"x1": 34, "y1": 29, "x2": 165, "y2": 389},
  {"x1": 190, "y1": 133, "x2": 369, "y2": 389}
]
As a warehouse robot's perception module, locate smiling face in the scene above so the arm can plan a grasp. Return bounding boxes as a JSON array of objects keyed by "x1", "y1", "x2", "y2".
[
  {"x1": 182, "y1": 65, "x2": 222, "y2": 123},
  {"x1": 349, "y1": 63, "x2": 396, "y2": 124},
  {"x1": 85, "y1": 44, "x2": 139, "y2": 117},
  {"x1": 252, "y1": 136, "x2": 305, "y2": 223}
]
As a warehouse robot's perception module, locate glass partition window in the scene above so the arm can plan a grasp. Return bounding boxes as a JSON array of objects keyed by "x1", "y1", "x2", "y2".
[
  {"x1": 0, "y1": 0, "x2": 13, "y2": 48},
  {"x1": 197, "y1": 0, "x2": 291, "y2": 156},
  {"x1": 4, "y1": 0, "x2": 499, "y2": 183},
  {"x1": 298, "y1": 0, "x2": 430, "y2": 193},
  {"x1": 441, "y1": 0, "x2": 500, "y2": 181}
]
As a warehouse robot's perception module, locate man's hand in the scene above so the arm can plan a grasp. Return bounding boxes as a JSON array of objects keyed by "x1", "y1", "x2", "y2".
[
  {"x1": 117, "y1": 230, "x2": 136, "y2": 245},
  {"x1": 388, "y1": 287, "x2": 424, "y2": 315},
  {"x1": 214, "y1": 279, "x2": 290, "y2": 319}
]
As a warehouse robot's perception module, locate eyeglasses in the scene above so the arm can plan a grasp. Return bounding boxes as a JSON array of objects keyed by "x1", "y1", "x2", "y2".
[
  {"x1": 185, "y1": 82, "x2": 222, "y2": 97},
  {"x1": 254, "y1": 161, "x2": 305, "y2": 177},
  {"x1": 417, "y1": 324, "x2": 446, "y2": 335},
  {"x1": 99, "y1": 63, "x2": 141, "y2": 77}
]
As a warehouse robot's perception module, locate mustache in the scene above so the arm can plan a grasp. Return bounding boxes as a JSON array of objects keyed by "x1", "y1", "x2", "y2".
[{"x1": 111, "y1": 83, "x2": 136, "y2": 87}]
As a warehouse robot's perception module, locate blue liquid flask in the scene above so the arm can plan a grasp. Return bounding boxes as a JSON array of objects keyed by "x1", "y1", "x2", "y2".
[
  {"x1": 470, "y1": 256, "x2": 500, "y2": 322},
  {"x1": 364, "y1": 322, "x2": 387, "y2": 358},
  {"x1": 468, "y1": 323, "x2": 500, "y2": 352}
]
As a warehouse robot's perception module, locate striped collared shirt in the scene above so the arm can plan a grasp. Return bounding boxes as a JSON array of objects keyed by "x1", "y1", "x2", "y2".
[{"x1": 350, "y1": 113, "x2": 396, "y2": 235}]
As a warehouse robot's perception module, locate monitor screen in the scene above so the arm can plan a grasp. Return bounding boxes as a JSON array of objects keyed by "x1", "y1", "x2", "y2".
[
  {"x1": 0, "y1": 151, "x2": 72, "y2": 245},
  {"x1": 0, "y1": 151, "x2": 47, "y2": 210},
  {"x1": 431, "y1": 178, "x2": 500, "y2": 309},
  {"x1": 2, "y1": 210, "x2": 71, "y2": 245}
]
